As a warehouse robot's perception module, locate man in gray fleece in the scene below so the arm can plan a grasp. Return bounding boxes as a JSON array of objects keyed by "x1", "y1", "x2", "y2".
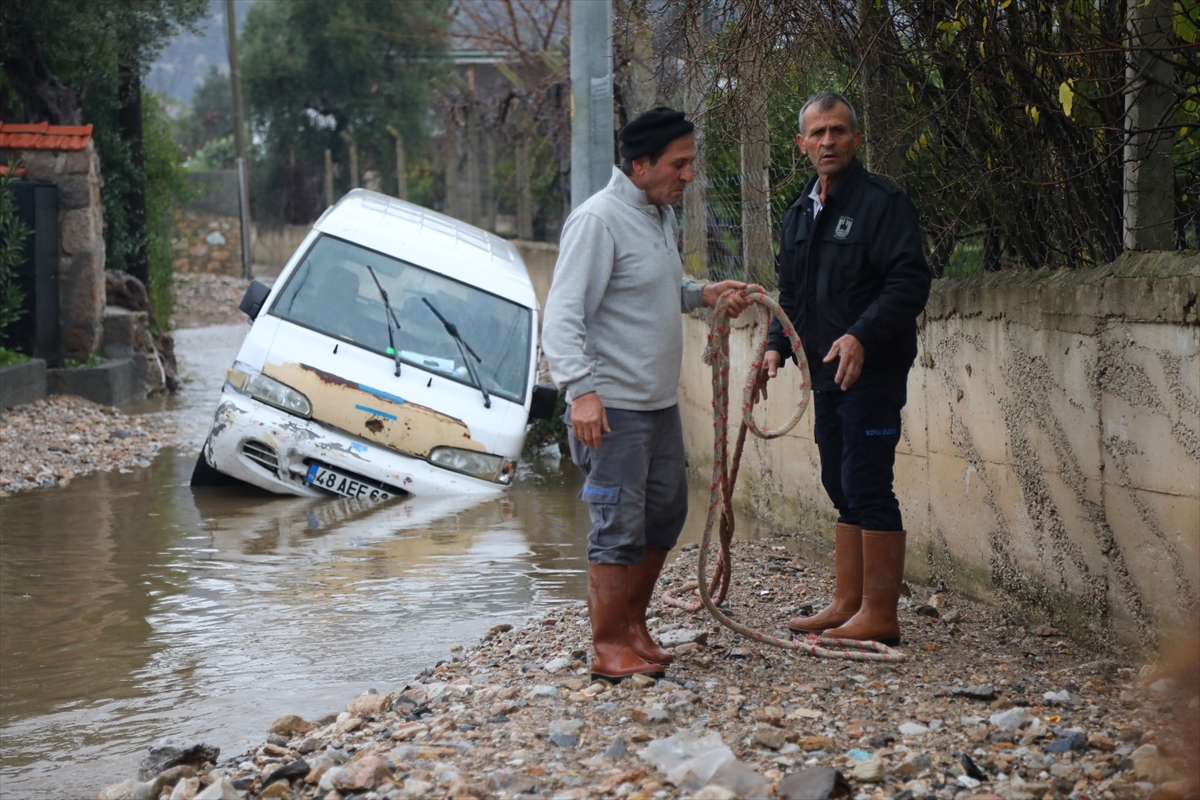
[{"x1": 542, "y1": 107, "x2": 749, "y2": 682}]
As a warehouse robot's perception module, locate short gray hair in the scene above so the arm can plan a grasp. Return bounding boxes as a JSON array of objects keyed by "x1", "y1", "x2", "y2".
[{"x1": 798, "y1": 91, "x2": 859, "y2": 134}]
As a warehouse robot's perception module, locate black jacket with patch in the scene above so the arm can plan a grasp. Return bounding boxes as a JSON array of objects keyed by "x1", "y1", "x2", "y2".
[{"x1": 767, "y1": 157, "x2": 932, "y2": 392}]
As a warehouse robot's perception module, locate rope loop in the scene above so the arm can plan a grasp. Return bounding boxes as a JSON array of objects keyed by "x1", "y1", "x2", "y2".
[{"x1": 665, "y1": 286, "x2": 908, "y2": 663}]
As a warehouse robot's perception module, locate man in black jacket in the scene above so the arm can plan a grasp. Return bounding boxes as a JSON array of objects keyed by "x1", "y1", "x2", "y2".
[{"x1": 756, "y1": 91, "x2": 931, "y2": 646}]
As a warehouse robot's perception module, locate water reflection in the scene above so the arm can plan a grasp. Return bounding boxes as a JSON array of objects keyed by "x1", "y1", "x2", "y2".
[{"x1": 0, "y1": 438, "x2": 777, "y2": 798}]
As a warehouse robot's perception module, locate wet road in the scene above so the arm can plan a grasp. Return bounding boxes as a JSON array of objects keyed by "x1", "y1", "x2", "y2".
[{"x1": 0, "y1": 325, "x2": 777, "y2": 798}]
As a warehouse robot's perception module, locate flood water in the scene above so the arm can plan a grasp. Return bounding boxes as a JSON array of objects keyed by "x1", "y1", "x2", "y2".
[{"x1": 0, "y1": 325, "x2": 780, "y2": 798}]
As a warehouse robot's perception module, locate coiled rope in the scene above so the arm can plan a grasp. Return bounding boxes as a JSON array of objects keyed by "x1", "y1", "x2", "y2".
[{"x1": 662, "y1": 287, "x2": 908, "y2": 663}]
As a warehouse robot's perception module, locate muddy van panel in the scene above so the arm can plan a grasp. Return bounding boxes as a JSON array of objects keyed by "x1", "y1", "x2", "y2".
[
  {"x1": 200, "y1": 190, "x2": 542, "y2": 498},
  {"x1": 261, "y1": 360, "x2": 486, "y2": 458}
]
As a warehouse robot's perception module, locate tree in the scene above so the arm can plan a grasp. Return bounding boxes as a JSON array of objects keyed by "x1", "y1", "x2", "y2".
[
  {"x1": 240, "y1": 0, "x2": 451, "y2": 224},
  {"x1": 651, "y1": 0, "x2": 1196, "y2": 279},
  {"x1": 1, "y1": 0, "x2": 208, "y2": 290},
  {"x1": 449, "y1": 0, "x2": 570, "y2": 237},
  {"x1": 177, "y1": 64, "x2": 233, "y2": 157}
]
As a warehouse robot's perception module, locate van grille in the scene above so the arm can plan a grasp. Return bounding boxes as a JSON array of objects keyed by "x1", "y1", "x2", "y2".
[{"x1": 242, "y1": 440, "x2": 280, "y2": 476}]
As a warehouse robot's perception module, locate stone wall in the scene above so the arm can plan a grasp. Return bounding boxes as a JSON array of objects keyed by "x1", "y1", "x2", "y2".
[
  {"x1": 171, "y1": 213, "x2": 311, "y2": 277},
  {"x1": 172, "y1": 211, "x2": 243, "y2": 275},
  {"x1": 676, "y1": 251, "x2": 1199, "y2": 654},
  {"x1": 9, "y1": 144, "x2": 106, "y2": 361}
]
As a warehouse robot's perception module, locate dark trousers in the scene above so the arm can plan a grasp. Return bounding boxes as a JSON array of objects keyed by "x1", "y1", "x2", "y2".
[{"x1": 813, "y1": 375, "x2": 908, "y2": 531}]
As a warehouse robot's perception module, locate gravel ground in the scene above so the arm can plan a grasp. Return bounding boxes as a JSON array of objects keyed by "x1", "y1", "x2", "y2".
[
  {"x1": 0, "y1": 396, "x2": 182, "y2": 496},
  {"x1": 98, "y1": 539, "x2": 1199, "y2": 800},
  {"x1": 4, "y1": 276, "x2": 1196, "y2": 800},
  {"x1": 172, "y1": 273, "x2": 261, "y2": 329},
  {"x1": 0, "y1": 273, "x2": 254, "y2": 497}
]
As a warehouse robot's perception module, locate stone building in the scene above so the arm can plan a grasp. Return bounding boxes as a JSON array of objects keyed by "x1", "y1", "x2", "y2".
[{"x1": 0, "y1": 121, "x2": 106, "y2": 362}]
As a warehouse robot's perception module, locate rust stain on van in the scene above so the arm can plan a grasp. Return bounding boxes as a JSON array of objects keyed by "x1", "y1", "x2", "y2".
[{"x1": 262, "y1": 362, "x2": 485, "y2": 458}]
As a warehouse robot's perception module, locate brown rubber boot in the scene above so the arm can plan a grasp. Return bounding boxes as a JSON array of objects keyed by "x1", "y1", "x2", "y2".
[
  {"x1": 825, "y1": 530, "x2": 906, "y2": 646},
  {"x1": 628, "y1": 547, "x2": 674, "y2": 665},
  {"x1": 787, "y1": 523, "x2": 863, "y2": 634},
  {"x1": 588, "y1": 563, "x2": 666, "y2": 682}
]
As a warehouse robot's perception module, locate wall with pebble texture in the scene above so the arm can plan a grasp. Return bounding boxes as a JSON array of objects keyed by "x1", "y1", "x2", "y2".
[{"x1": 676, "y1": 250, "x2": 1199, "y2": 655}]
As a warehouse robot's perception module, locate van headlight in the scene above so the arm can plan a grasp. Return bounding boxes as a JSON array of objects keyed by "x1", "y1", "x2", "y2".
[
  {"x1": 429, "y1": 447, "x2": 516, "y2": 484},
  {"x1": 226, "y1": 363, "x2": 312, "y2": 418}
]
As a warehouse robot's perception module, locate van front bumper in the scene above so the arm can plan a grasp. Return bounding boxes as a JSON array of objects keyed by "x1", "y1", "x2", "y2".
[{"x1": 204, "y1": 391, "x2": 506, "y2": 497}]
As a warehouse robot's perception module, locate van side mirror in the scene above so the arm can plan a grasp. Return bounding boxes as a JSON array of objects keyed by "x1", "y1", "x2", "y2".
[
  {"x1": 239, "y1": 280, "x2": 271, "y2": 321},
  {"x1": 528, "y1": 384, "x2": 558, "y2": 421}
]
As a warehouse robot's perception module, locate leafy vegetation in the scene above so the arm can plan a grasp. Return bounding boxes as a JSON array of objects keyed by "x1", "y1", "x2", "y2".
[
  {"x1": 0, "y1": 346, "x2": 31, "y2": 367},
  {"x1": 1, "y1": 0, "x2": 207, "y2": 301},
  {"x1": 143, "y1": 92, "x2": 193, "y2": 329},
  {"x1": 61, "y1": 355, "x2": 103, "y2": 369},
  {"x1": 641, "y1": 0, "x2": 1197, "y2": 279},
  {"x1": 0, "y1": 167, "x2": 30, "y2": 347},
  {"x1": 522, "y1": 391, "x2": 568, "y2": 460},
  {"x1": 238, "y1": 0, "x2": 451, "y2": 224}
]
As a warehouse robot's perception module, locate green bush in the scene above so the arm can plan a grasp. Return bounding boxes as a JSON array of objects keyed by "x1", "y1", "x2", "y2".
[
  {"x1": 61, "y1": 355, "x2": 103, "y2": 368},
  {"x1": 0, "y1": 167, "x2": 30, "y2": 347},
  {"x1": 0, "y1": 346, "x2": 30, "y2": 367},
  {"x1": 522, "y1": 391, "x2": 568, "y2": 459},
  {"x1": 144, "y1": 92, "x2": 193, "y2": 330}
]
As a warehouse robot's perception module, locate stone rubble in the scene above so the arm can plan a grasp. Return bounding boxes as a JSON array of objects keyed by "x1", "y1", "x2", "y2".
[
  {"x1": 4, "y1": 274, "x2": 1195, "y2": 799},
  {"x1": 98, "y1": 539, "x2": 1199, "y2": 800},
  {"x1": 0, "y1": 273, "x2": 252, "y2": 497},
  {"x1": 172, "y1": 273, "x2": 257, "y2": 329},
  {"x1": 0, "y1": 395, "x2": 183, "y2": 497}
]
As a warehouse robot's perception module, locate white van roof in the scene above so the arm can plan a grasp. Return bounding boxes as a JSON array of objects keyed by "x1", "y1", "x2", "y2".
[{"x1": 315, "y1": 189, "x2": 538, "y2": 309}]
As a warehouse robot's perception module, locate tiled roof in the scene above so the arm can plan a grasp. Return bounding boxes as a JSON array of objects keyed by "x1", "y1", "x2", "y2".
[{"x1": 0, "y1": 122, "x2": 94, "y2": 152}]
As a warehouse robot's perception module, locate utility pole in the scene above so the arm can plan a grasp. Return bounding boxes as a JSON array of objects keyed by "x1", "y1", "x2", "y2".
[
  {"x1": 570, "y1": 0, "x2": 614, "y2": 209},
  {"x1": 324, "y1": 148, "x2": 334, "y2": 207},
  {"x1": 387, "y1": 127, "x2": 408, "y2": 201},
  {"x1": 1124, "y1": 0, "x2": 1176, "y2": 250},
  {"x1": 226, "y1": 0, "x2": 250, "y2": 280}
]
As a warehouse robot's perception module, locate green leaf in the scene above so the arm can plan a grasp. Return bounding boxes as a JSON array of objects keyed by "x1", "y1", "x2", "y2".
[{"x1": 1058, "y1": 80, "x2": 1075, "y2": 119}]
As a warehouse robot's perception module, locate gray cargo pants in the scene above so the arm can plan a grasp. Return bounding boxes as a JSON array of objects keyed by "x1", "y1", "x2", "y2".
[{"x1": 565, "y1": 404, "x2": 689, "y2": 565}]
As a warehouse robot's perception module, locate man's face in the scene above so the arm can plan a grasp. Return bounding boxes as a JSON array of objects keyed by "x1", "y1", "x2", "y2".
[
  {"x1": 798, "y1": 102, "x2": 861, "y2": 184},
  {"x1": 630, "y1": 133, "x2": 695, "y2": 206}
]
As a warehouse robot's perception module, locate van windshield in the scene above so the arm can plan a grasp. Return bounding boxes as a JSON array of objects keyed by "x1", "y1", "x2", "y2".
[{"x1": 271, "y1": 235, "x2": 533, "y2": 404}]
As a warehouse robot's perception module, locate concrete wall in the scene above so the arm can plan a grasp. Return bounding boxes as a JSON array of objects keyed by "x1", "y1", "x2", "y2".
[
  {"x1": 250, "y1": 224, "x2": 309, "y2": 273},
  {"x1": 514, "y1": 240, "x2": 557, "y2": 314},
  {"x1": 676, "y1": 251, "x2": 1199, "y2": 654}
]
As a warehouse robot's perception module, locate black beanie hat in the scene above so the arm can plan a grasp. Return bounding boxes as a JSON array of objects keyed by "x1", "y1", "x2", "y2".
[{"x1": 618, "y1": 106, "x2": 694, "y2": 160}]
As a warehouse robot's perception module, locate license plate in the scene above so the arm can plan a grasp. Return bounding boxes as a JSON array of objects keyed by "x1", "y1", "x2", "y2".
[{"x1": 305, "y1": 463, "x2": 391, "y2": 501}]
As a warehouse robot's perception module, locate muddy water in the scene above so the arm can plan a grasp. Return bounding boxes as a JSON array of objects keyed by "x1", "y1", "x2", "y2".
[{"x1": 0, "y1": 326, "x2": 780, "y2": 798}]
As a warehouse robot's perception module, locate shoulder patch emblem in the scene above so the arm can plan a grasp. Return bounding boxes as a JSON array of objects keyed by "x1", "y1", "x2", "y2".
[{"x1": 835, "y1": 216, "x2": 854, "y2": 239}]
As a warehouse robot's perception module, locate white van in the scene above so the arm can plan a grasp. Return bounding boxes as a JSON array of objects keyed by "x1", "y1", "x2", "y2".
[{"x1": 195, "y1": 189, "x2": 556, "y2": 499}]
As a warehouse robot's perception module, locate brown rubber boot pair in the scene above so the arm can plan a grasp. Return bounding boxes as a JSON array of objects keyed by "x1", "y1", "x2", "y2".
[
  {"x1": 825, "y1": 530, "x2": 907, "y2": 646},
  {"x1": 588, "y1": 563, "x2": 666, "y2": 682},
  {"x1": 788, "y1": 523, "x2": 863, "y2": 634},
  {"x1": 628, "y1": 547, "x2": 674, "y2": 665}
]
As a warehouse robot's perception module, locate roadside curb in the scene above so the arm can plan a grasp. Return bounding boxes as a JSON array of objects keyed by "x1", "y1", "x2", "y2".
[
  {"x1": 47, "y1": 356, "x2": 146, "y2": 407},
  {"x1": 0, "y1": 358, "x2": 47, "y2": 410}
]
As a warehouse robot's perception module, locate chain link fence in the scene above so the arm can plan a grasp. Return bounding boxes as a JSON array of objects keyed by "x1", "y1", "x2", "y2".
[{"x1": 610, "y1": 0, "x2": 1197, "y2": 289}]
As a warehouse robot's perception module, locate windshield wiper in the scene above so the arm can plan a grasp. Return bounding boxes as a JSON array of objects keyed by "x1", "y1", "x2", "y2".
[
  {"x1": 366, "y1": 265, "x2": 402, "y2": 377},
  {"x1": 422, "y1": 297, "x2": 490, "y2": 409}
]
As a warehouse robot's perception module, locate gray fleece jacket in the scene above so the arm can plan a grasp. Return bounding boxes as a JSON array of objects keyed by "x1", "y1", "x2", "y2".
[{"x1": 543, "y1": 167, "x2": 706, "y2": 411}]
